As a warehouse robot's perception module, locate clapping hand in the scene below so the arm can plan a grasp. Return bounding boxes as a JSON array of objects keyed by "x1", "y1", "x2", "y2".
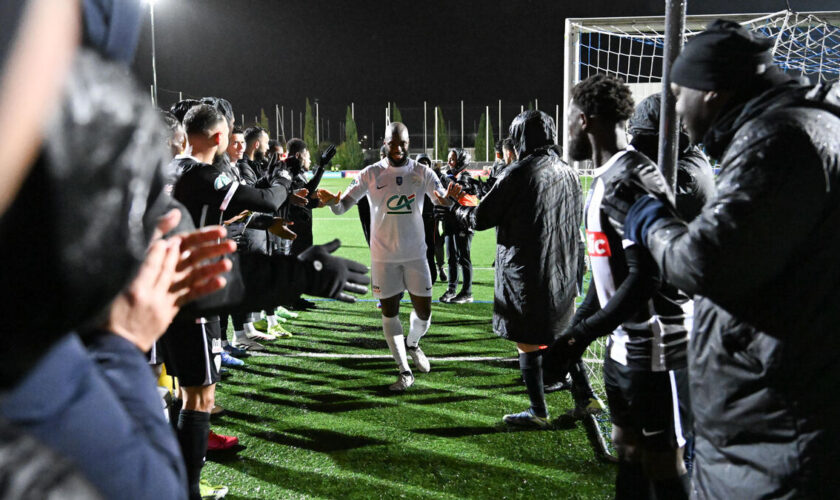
[{"x1": 105, "y1": 209, "x2": 236, "y2": 351}]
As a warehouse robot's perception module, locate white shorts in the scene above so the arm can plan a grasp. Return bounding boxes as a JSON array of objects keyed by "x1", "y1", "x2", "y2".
[{"x1": 370, "y1": 258, "x2": 433, "y2": 299}]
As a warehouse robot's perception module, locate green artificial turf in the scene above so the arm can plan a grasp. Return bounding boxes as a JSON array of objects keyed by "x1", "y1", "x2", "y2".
[{"x1": 206, "y1": 176, "x2": 614, "y2": 499}]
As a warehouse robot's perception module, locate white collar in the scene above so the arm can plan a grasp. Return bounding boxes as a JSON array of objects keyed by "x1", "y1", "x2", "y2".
[{"x1": 593, "y1": 145, "x2": 635, "y2": 177}]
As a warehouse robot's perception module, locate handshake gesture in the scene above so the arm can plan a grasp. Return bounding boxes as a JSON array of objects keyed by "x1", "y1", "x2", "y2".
[{"x1": 432, "y1": 182, "x2": 464, "y2": 218}]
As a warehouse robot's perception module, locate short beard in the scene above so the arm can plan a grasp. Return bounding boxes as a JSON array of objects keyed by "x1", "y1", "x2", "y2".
[
  {"x1": 389, "y1": 153, "x2": 408, "y2": 166},
  {"x1": 568, "y1": 135, "x2": 592, "y2": 162}
]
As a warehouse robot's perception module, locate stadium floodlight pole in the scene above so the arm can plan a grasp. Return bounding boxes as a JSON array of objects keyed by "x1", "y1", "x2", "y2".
[
  {"x1": 351, "y1": 102, "x2": 355, "y2": 120},
  {"x1": 315, "y1": 100, "x2": 320, "y2": 145},
  {"x1": 535, "y1": 98, "x2": 539, "y2": 111},
  {"x1": 280, "y1": 106, "x2": 285, "y2": 142},
  {"x1": 275, "y1": 104, "x2": 279, "y2": 141},
  {"x1": 149, "y1": 85, "x2": 154, "y2": 106},
  {"x1": 555, "y1": 104, "x2": 560, "y2": 145},
  {"x1": 520, "y1": 105, "x2": 524, "y2": 113},
  {"x1": 434, "y1": 106, "x2": 439, "y2": 161},
  {"x1": 498, "y1": 100, "x2": 502, "y2": 138},
  {"x1": 460, "y1": 100, "x2": 464, "y2": 148},
  {"x1": 485, "y1": 104, "x2": 490, "y2": 160},
  {"x1": 424, "y1": 101, "x2": 428, "y2": 153},
  {"x1": 178, "y1": 91, "x2": 182, "y2": 101},
  {"x1": 658, "y1": 0, "x2": 687, "y2": 191},
  {"x1": 241, "y1": 113, "x2": 244, "y2": 126},
  {"x1": 147, "y1": 0, "x2": 159, "y2": 107},
  {"x1": 290, "y1": 111, "x2": 294, "y2": 140}
]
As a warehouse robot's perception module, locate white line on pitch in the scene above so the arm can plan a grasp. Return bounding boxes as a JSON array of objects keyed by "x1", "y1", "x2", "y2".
[{"x1": 246, "y1": 352, "x2": 516, "y2": 362}]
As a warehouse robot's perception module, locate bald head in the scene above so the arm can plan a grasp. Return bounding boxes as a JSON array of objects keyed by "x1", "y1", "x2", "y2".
[{"x1": 384, "y1": 121, "x2": 410, "y2": 165}]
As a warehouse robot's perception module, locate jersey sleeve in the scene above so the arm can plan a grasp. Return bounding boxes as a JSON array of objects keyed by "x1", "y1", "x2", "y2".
[
  {"x1": 425, "y1": 167, "x2": 447, "y2": 203},
  {"x1": 331, "y1": 169, "x2": 369, "y2": 215}
]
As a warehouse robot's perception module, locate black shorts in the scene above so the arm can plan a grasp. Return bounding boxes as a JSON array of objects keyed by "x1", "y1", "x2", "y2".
[
  {"x1": 603, "y1": 355, "x2": 688, "y2": 452},
  {"x1": 159, "y1": 317, "x2": 222, "y2": 387}
]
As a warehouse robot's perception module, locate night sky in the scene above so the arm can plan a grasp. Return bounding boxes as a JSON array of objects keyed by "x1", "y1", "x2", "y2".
[{"x1": 131, "y1": 0, "x2": 837, "y2": 147}]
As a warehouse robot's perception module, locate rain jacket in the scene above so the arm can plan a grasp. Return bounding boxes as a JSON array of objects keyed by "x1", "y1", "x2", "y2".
[
  {"x1": 643, "y1": 80, "x2": 840, "y2": 498},
  {"x1": 455, "y1": 147, "x2": 583, "y2": 344}
]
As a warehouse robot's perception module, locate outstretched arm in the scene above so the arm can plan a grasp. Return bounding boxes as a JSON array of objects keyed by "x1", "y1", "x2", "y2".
[{"x1": 325, "y1": 172, "x2": 368, "y2": 215}]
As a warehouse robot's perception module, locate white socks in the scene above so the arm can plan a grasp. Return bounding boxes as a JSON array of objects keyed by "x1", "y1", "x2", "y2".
[
  {"x1": 267, "y1": 315, "x2": 279, "y2": 328},
  {"x1": 233, "y1": 329, "x2": 247, "y2": 341},
  {"x1": 382, "y1": 315, "x2": 410, "y2": 373},
  {"x1": 406, "y1": 311, "x2": 431, "y2": 348}
]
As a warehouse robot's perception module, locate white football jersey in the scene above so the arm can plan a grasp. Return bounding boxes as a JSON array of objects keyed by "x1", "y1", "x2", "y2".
[{"x1": 335, "y1": 158, "x2": 446, "y2": 262}]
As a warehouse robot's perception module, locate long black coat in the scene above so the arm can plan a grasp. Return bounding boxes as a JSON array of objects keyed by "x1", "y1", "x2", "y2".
[
  {"x1": 643, "y1": 81, "x2": 840, "y2": 498},
  {"x1": 456, "y1": 148, "x2": 583, "y2": 344}
]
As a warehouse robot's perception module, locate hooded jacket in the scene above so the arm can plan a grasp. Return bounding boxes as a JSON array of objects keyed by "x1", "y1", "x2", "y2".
[
  {"x1": 455, "y1": 145, "x2": 583, "y2": 343},
  {"x1": 643, "y1": 80, "x2": 840, "y2": 498}
]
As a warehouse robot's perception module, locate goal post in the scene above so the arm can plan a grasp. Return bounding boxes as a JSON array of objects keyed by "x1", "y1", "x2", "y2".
[{"x1": 563, "y1": 9, "x2": 840, "y2": 166}]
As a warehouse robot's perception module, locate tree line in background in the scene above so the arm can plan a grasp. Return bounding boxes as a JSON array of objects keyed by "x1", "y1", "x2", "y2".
[{"x1": 248, "y1": 98, "x2": 513, "y2": 169}]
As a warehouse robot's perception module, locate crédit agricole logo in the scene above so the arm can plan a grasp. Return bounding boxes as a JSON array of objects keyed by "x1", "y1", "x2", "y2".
[{"x1": 386, "y1": 194, "x2": 416, "y2": 214}]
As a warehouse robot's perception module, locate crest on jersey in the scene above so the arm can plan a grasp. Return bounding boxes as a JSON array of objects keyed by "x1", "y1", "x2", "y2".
[
  {"x1": 386, "y1": 194, "x2": 415, "y2": 214},
  {"x1": 214, "y1": 173, "x2": 232, "y2": 190},
  {"x1": 396, "y1": 176, "x2": 403, "y2": 186}
]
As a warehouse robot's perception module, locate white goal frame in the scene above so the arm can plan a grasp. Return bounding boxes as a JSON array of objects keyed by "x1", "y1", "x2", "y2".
[{"x1": 562, "y1": 10, "x2": 840, "y2": 167}]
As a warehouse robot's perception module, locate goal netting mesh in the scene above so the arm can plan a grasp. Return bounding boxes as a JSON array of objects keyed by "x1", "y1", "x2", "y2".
[{"x1": 564, "y1": 9, "x2": 840, "y2": 459}]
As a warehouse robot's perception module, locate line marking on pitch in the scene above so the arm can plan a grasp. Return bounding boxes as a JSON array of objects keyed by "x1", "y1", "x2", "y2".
[{"x1": 246, "y1": 351, "x2": 516, "y2": 362}]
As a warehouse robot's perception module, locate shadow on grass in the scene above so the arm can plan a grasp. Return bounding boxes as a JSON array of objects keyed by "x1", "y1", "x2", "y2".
[
  {"x1": 330, "y1": 440, "x2": 596, "y2": 496},
  {"x1": 223, "y1": 455, "x2": 425, "y2": 499},
  {"x1": 257, "y1": 362, "x2": 324, "y2": 376},
  {"x1": 409, "y1": 393, "x2": 485, "y2": 405},
  {"x1": 253, "y1": 427, "x2": 389, "y2": 453},
  {"x1": 217, "y1": 408, "x2": 271, "y2": 425},
  {"x1": 206, "y1": 443, "x2": 247, "y2": 463},
  {"x1": 412, "y1": 425, "x2": 504, "y2": 438}
]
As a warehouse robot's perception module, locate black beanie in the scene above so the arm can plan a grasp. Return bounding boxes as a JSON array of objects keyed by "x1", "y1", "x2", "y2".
[{"x1": 672, "y1": 19, "x2": 775, "y2": 91}]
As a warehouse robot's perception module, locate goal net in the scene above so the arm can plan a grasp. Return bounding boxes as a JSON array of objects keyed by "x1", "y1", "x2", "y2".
[{"x1": 563, "y1": 9, "x2": 840, "y2": 459}]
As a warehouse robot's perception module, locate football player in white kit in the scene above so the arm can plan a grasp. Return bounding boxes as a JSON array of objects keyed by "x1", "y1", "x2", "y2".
[{"x1": 321, "y1": 122, "x2": 461, "y2": 391}]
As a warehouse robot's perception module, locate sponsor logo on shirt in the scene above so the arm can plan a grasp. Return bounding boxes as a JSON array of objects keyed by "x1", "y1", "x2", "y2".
[
  {"x1": 386, "y1": 194, "x2": 416, "y2": 214},
  {"x1": 396, "y1": 176, "x2": 403, "y2": 186},
  {"x1": 587, "y1": 230, "x2": 612, "y2": 257}
]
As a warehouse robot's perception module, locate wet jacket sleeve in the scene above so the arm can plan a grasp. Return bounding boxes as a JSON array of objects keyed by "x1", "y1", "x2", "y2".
[
  {"x1": 573, "y1": 245, "x2": 660, "y2": 337},
  {"x1": 453, "y1": 170, "x2": 513, "y2": 231},
  {"x1": 190, "y1": 167, "x2": 290, "y2": 216},
  {"x1": 223, "y1": 178, "x2": 290, "y2": 215},
  {"x1": 646, "y1": 124, "x2": 826, "y2": 302}
]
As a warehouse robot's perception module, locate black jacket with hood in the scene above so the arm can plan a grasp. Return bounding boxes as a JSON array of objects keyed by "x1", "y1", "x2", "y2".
[
  {"x1": 455, "y1": 111, "x2": 583, "y2": 344},
  {"x1": 643, "y1": 78, "x2": 840, "y2": 498}
]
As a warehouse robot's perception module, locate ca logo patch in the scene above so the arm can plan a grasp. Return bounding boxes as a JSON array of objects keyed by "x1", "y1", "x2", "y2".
[
  {"x1": 214, "y1": 173, "x2": 232, "y2": 190},
  {"x1": 386, "y1": 194, "x2": 416, "y2": 214}
]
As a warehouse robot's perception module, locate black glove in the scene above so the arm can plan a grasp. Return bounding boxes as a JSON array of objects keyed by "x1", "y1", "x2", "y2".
[
  {"x1": 601, "y1": 162, "x2": 673, "y2": 240},
  {"x1": 546, "y1": 319, "x2": 597, "y2": 369},
  {"x1": 434, "y1": 203, "x2": 455, "y2": 220},
  {"x1": 297, "y1": 239, "x2": 370, "y2": 303},
  {"x1": 319, "y1": 144, "x2": 337, "y2": 167}
]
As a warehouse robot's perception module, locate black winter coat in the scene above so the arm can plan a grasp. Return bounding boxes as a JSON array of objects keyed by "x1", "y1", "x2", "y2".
[
  {"x1": 456, "y1": 148, "x2": 583, "y2": 344},
  {"x1": 440, "y1": 170, "x2": 482, "y2": 235},
  {"x1": 644, "y1": 81, "x2": 840, "y2": 498}
]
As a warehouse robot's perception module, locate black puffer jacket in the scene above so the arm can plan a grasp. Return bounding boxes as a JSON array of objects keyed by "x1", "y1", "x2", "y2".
[
  {"x1": 439, "y1": 170, "x2": 482, "y2": 235},
  {"x1": 644, "y1": 81, "x2": 840, "y2": 498},
  {"x1": 455, "y1": 148, "x2": 583, "y2": 344}
]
